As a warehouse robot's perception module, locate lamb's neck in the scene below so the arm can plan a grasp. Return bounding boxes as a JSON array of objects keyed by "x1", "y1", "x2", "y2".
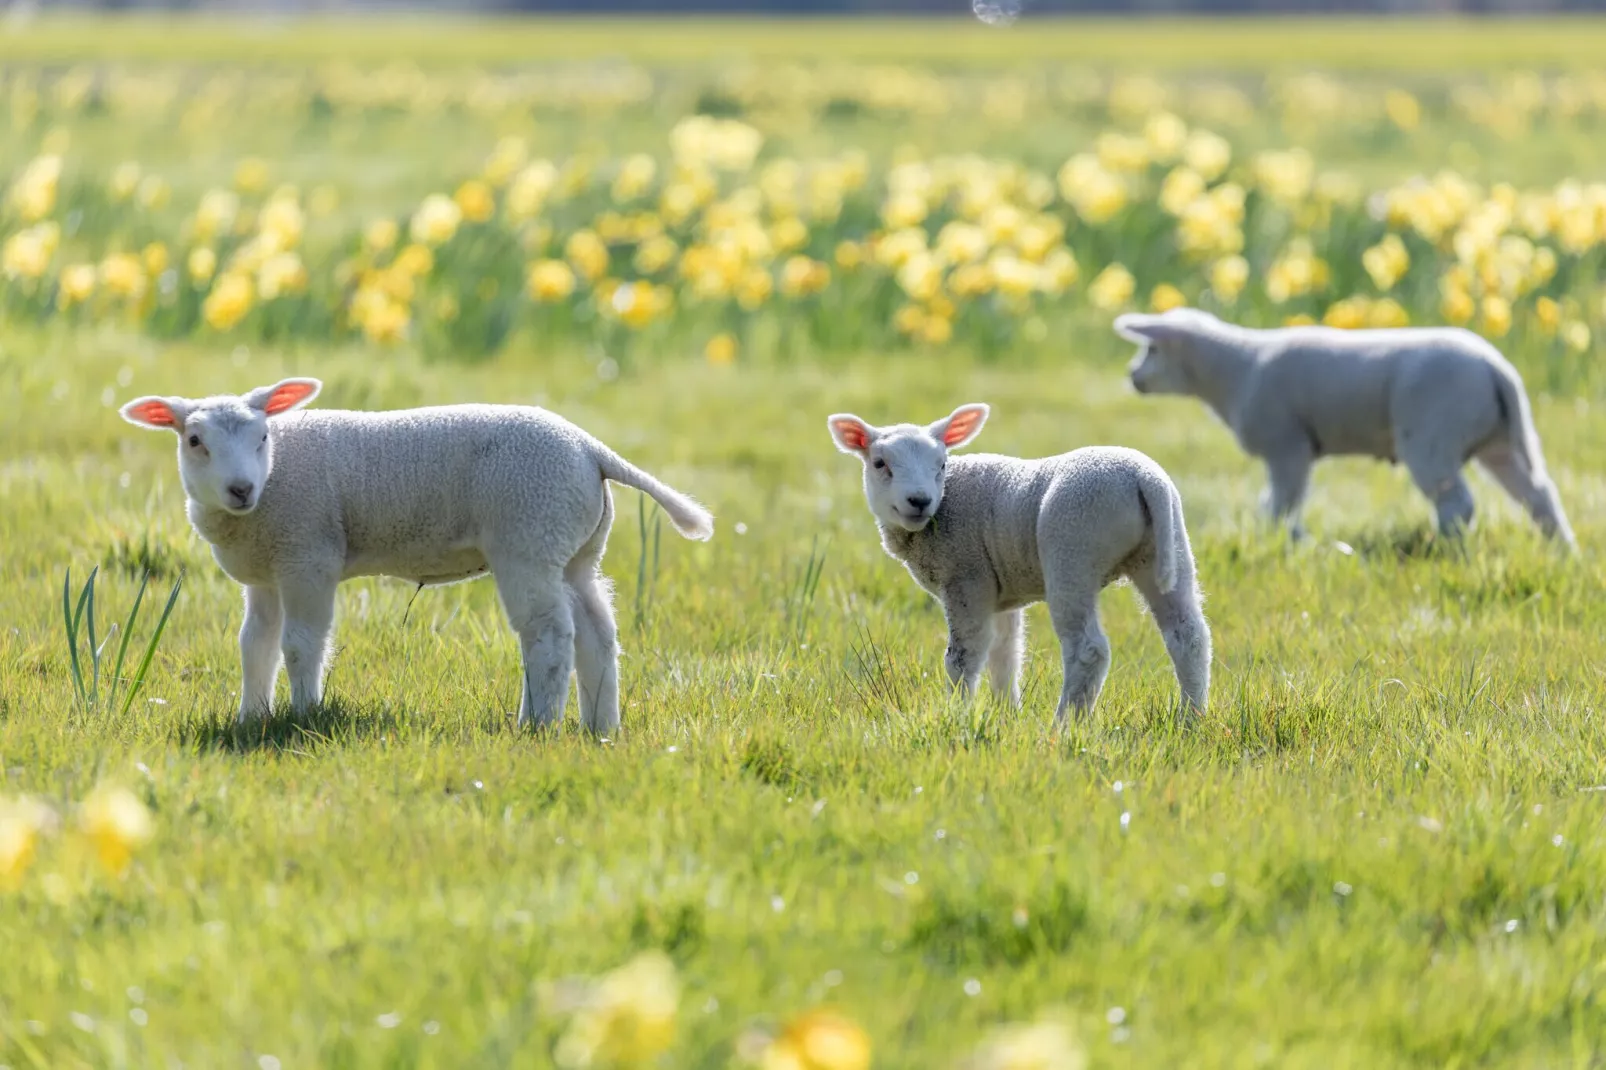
[
  {"x1": 877, "y1": 521, "x2": 919, "y2": 562},
  {"x1": 1186, "y1": 328, "x2": 1257, "y2": 425}
]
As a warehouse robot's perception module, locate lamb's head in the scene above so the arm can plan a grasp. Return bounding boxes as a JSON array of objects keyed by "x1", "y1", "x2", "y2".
[
  {"x1": 120, "y1": 378, "x2": 321, "y2": 515},
  {"x1": 1114, "y1": 307, "x2": 1222, "y2": 396},
  {"x1": 827, "y1": 403, "x2": 988, "y2": 532}
]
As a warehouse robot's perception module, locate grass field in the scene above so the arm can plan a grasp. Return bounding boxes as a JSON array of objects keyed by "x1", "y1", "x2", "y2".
[{"x1": 5, "y1": 16, "x2": 1606, "y2": 1070}]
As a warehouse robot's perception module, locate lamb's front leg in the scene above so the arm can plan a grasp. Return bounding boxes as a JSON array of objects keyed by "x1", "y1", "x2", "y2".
[
  {"x1": 1262, "y1": 447, "x2": 1313, "y2": 540},
  {"x1": 237, "y1": 584, "x2": 283, "y2": 721},
  {"x1": 941, "y1": 584, "x2": 995, "y2": 699},
  {"x1": 985, "y1": 609, "x2": 1025, "y2": 708},
  {"x1": 278, "y1": 572, "x2": 339, "y2": 714}
]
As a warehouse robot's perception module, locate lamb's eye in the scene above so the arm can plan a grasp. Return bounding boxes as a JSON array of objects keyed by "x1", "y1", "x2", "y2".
[
  {"x1": 872, "y1": 458, "x2": 889, "y2": 474},
  {"x1": 187, "y1": 434, "x2": 200, "y2": 448}
]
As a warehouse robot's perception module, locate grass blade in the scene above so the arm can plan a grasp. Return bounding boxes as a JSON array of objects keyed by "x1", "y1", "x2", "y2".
[
  {"x1": 108, "y1": 569, "x2": 152, "y2": 716},
  {"x1": 86, "y1": 564, "x2": 101, "y2": 709},
  {"x1": 119, "y1": 570, "x2": 185, "y2": 719},
  {"x1": 62, "y1": 568, "x2": 87, "y2": 707}
]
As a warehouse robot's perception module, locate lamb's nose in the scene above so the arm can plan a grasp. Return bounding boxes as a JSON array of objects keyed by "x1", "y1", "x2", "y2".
[
  {"x1": 906, "y1": 493, "x2": 932, "y2": 512},
  {"x1": 228, "y1": 481, "x2": 255, "y2": 506}
]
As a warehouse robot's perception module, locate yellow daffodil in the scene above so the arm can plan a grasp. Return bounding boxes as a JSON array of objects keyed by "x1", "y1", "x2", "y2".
[
  {"x1": 1088, "y1": 263, "x2": 1136, "y2": 311},
  {"x1": 1, "y1": 796, "x2": 57, "y2": 889},
  {"x1": 1150, "y1": 283, "x2": 1186, "y2": 313},
  {"x1": 555, "y1": 951, "x2": 680, "y2": 1068},
  {"x1": 454, "y1": 179, "x2": 496, "y2": 224},
  {"x1": 964, "y1": 1019, "x2": 1086, "y2": 1070},
  {"x1": 58, "y1": 263, "x2": 96, "y2": 308},
  {"x1": 705, "y1": 332, "x2": 738, "y2": 365},
  {"x1": 78, "y1": 786, "x2": 153, "y2": 877},
  {"x1": 528, "y1": 259, "x2": 577, "y2": 302},
  {"x1": 758, "y1": 1011, "x2": 871, "y2": 1070},
  {"x1": 203, "y1": 272, "x2": 255, "y2": 332},
  {"x1": 410, "y1": 193, "x2": 462, "y2": 246}
]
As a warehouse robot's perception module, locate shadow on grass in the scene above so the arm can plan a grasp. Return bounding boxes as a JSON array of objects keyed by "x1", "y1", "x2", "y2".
[
  {"x1": 172, "y1": 697, "x2": 412, "y2": 754},
  {"x1": 1329, "y1": 523, "x2": 1456, "y2": 562}
]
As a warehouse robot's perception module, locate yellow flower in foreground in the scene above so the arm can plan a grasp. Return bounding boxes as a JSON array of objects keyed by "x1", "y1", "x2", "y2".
[
  {"x1": 454, "y1": 179, "x2": 496, "y2": 224},
  {"x1": 78, "y1": 786, "x2": 153, "y2": 877},
  {"x1": 410, "y1": 193, "x2": 463, "y2": 246},
  {"x1": 964, "y1": 1020, "x2": 1086, "y2": 1070},
  {"x1": 203, "y1": 272, "x2": 255, "y2": 332},
  {"x1": 1, "y1": 796, "x2": 56, "y2": 889},
  {"x1": 1150, "y1": 283, "x2": 1186, "y2": 313},
  {"x1": 759, "y1": 1011, "x2": 872, "y2": 1070},
  {"x1": 527, "y1": 259, "x2": 577, "y2": 302},
  {"x1": 1088, "y1": 263, "x2": 1136, "y2": 311},
  {"x1": 706, "y1": 332, "x2": 738, "y2": 365},
  {"x1": 58, "y1": 263, "x2": 96, "y2": 308},
  {"x1": 556, "y1": 951, "x2": 680, "y2": 1068}
]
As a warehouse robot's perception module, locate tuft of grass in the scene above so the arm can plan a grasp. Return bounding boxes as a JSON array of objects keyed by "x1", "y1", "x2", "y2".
[{"x1": 60, "y1": 564, "x2": 184, "y2": 719}]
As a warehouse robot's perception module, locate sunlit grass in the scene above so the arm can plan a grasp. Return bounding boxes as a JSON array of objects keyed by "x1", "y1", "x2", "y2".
[{"x1": 2, "y1": 326, "x2": 1604, "y2": 1065}]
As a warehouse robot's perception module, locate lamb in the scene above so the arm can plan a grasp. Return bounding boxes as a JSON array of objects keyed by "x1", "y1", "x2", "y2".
[
  {"x1": 1116, "y1": 307, "x2": 1575, "y2": 548},
  {"x1": 828, "y1": 403, "x2": 1210, "y2": 722},
  {"x1": 120, "y1": 378, "x2": 713, "y2": 731}
]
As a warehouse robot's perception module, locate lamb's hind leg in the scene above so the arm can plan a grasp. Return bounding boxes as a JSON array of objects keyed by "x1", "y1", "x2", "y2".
[
  {"x1": 567, "y1": 489, "x2": 620, "y2": 735},
  {"x1": 1130, "y1": 568, "x2": 1211, "y2": 715},
  {"x1": 1403, "y1": 452, "x2": 1476, "y2": 539},
  {"x1": 1476, "y1": 444, "x2": 1577, "y2": 548},
  {"x1": 492, "y1": 558, "x2": 576, "y2": 731},
  {"x1": 1047, "y1": 587, "x2": 1110, "y2": 726},
  {"x1": 985, "y1": 609, "x2": 1025, "y2": 708}
]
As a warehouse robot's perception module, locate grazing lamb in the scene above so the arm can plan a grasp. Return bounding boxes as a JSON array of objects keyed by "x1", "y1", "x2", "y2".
[
  {"x1": 1116, "y1": 307, "x2": 1575, "y2": 547},
  {"x1": 829, "y1": 403, "x2": 1210, "y2": 722},
  {"x1": 120, "y1": 378, "x2": 713, "y2": 731}
]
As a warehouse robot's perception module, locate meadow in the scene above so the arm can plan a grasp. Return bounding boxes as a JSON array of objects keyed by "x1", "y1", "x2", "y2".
[{"x1": 4, "y1": 15, "x2": 1606, "y2": 1069}]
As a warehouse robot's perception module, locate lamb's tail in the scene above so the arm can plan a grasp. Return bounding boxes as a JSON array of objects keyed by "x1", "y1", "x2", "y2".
[
  {"x1": 596, "y1": 450, "x2": 715, "y2": 541},
  {"x1": 1135, "y1": 465, "x2": 1183, "y2": 594},
  {"x1": 1491, "y1": 360, "x2": 1545, "y2": 479}
]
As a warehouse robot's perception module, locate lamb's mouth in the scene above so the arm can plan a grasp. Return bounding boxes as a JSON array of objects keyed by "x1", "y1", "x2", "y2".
[
  {"x1": 894, "y1": 508, "x2": 932, "y2": 530},
  {"x1": 222, "y1": 500, "x2": 258, "y2": 516}
]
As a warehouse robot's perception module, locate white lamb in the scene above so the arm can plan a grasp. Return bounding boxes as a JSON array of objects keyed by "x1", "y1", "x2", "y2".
[
  {"x1": 829, "y1": 403, "x2": 1210, "y2": 721},
  {"x1": 120, "y1": 378, "x2": 713, "y2": 731},
  {"x1": 1116, "y1": 307, "x2": 1575, "y2": 547}
]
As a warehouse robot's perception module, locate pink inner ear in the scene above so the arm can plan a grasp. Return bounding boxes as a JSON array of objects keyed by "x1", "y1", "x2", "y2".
[
  {"x1": 835, "y1": 420, "x2": 871, "y2": 451},
  {"x1": 263, "y1": 381, "x2": 317, "y2": 415},
  {"x1": 128, "y1": 400, "x2": 178, "y2": 427},
  {"x1": 943, "y1": 411, "x2": 981, "y2": 445}
]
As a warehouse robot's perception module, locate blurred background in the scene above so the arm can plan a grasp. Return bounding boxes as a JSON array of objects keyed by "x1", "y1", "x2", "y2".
[{"x1": 13, "y1": 0, "x2": 1606, "y2": 12}]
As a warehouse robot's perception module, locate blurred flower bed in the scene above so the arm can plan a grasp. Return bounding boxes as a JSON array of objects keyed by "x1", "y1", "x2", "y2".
[{"x1": 1, "y1": 63, "x2": 1603, "y2": 375}]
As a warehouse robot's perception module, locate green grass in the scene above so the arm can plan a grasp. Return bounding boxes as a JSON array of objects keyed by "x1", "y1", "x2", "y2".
[{"x1": 3, "y1": 324, "x2": 1605, "y2": 1067}]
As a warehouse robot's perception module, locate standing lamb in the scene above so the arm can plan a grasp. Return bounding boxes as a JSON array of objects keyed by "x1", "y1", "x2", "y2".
[
  {"x1": 1116, "y1": 307, "x2": 1575, "y2": 547},
  {"x1": 120, "y1": 378, "x2": 713, "y2": 731},
  {"x1": 829, "y1": 403, "x2": 1210, "y2": 722}
]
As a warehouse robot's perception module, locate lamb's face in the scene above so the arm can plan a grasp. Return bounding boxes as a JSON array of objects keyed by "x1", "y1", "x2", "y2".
[
  {"x1": 178, "y1": 402, "x2": 273, "y2": 515},
  {"x1": 1115, "y1": 308, "x2": 1213, "y2": 396},
  {"x1": 827, "y1": 404, "x2": 989, "y2": 534},
  {"x1": 120, "y1": 377, "x2": 322, "y2": 516},
  {"x1": 1125, "y1": 340, "x2": 1191, "y2": 395},
  {"x1": 863, "y1": 427, "x2": 948, "y2": 531}
]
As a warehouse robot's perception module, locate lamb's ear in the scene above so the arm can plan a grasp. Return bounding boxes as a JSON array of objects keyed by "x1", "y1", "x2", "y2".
[
  {"x1": 1113, "y1": 313, "x2": 1163, "y2": 344},
  {"x1": 1115, "y1": 309, "x2": 1205, "y2": 345},
  {"x1": 828, "y1": 413, "x2": 878, "y2": 456},
  {"x1": 931, "y1": 403, "x2": 988, "y2": 450},
  {"x1": 119, "y1": 396, "x2": 191, "y2": 432},
  {"x1": 245, "y1": 378, "x2": 321, "y2": 417}
]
